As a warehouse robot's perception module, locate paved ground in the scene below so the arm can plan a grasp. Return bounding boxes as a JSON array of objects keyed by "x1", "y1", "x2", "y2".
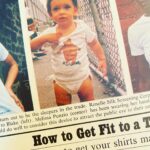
[{"x1": 33, "y1": 45, "x2": 110, "y2": 109}]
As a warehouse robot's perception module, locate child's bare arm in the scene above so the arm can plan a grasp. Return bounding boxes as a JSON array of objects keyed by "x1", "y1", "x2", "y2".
[
  {"x1": 5, "y1": 54, "x2": 24, "y2": 111},
  {"x1": 88, "y1": 39, "x2": 107, "y2": 76},
  {"x1": 30, "y1": 32, "x2": 62, "y2": 50}
]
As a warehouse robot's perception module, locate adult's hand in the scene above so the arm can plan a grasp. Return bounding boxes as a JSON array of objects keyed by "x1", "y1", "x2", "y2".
[{"x1": 6, "y1": 87, "x2": 25, "y2": 111}]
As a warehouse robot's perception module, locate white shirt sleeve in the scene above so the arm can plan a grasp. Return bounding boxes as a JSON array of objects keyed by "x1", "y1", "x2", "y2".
[
  {"x1": 128, "y1": 26, "x2": 144, "y2": 56},
  {"x1": 0, "y1": 43, "x2": 9, "y2": 61},
  {"x1": 142, "y1": 33, "x2": 150, "y2": 65},
  {"x1": 40, "y1": 26, "x2": 56, "y2": 36},
  {"x1": 84, "y1": 23, "x2": 97, "y2": 43}
]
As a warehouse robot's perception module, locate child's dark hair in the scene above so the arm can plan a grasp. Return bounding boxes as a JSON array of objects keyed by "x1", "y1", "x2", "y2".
[{"x1": 47, "y1": 0, "x2": 78, "y2": 14}]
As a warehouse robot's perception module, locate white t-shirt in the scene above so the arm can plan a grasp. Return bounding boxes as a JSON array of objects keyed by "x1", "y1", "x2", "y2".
[
  {"x1": 0, "y1": 43, "x2": 9, "y2": 61},
  {"x1": 128, "y1": 15, "x2": 150, "y2": 65},
  {"x1": 0, "y1": 43, "x2": 22, "y2": 114},
  {"x1": 41, "y1": 20, "x2": 96, "y2": 84}
]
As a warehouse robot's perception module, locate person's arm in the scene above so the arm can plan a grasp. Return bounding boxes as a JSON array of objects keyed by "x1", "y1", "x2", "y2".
[
  {"x1": 134, "y1": 55, "x2": 150, "y2": 92},
  {"x1": 128, "y1": 26, "x2": 150, "y2": 91},
  {"x1": 5, "y1": 54, "x2": 24, "y2": 111},
  {"x1": 5, "y1": 54, "x2": 18, "y2": 89},
  {"x1": 31, "y1": 32, "x2": 62, "y2": 50},
  {"x1": 136, "y1": 34, "x2": 150, "y2": 91},
  {"x1": 88, "y1": 39, "x2": 107, "y2": 76}
]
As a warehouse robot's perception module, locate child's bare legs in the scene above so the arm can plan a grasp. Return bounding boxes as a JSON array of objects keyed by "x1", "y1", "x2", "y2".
[
  {"x1": 53, "y1": 81, "x2": 72, "y2": 106},
  {"x1": 78, "y1": 76, "x2": 94, "y2": 102},
  {"x1": 54, "y1": 76, "x2": 94, "y2": 106}
]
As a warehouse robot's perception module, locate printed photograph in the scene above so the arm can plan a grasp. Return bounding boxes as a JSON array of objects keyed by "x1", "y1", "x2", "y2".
[
  {"x1": 0, "y1": 0, "x2": 34, "y2": 114},
  {"x1": 24, "y1": 0, "x2": 127, "y2": 109},
  {"x1": 116, "y1": 0, "x2": 150, "y2": 93}
]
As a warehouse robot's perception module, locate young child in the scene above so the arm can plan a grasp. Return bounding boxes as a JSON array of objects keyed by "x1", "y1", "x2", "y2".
[
  {"x1": 0, "y1": 43, "x2": 24, "y2": 114},
  {"x1": 31, "y1": 0, "x2": 107, "y2": 106}
]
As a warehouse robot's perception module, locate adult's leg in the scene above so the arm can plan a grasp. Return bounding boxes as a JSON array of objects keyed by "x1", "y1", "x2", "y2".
[
  {"x1": 53, "y1": 81, "x2": 72, "y2": 106},
  {"x1": 78, "y1": 76, "x2": 94, "y2": 102}
]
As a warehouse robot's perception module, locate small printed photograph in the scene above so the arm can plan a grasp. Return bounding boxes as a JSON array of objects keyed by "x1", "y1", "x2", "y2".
[
  {"x1": 0, "y1": 0, "x2": 34, "y2": 114},
  {"x1": 116, "y1": 0, "x2": 150, "y2": 93},
  {"x1": 24, "y1": 0, "x2": 127, "y2": 109}
]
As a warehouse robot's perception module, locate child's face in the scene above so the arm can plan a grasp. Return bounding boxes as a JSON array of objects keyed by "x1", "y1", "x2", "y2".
[{"x1": 49, "y1": 0, "x2": 77, "y2": 26}]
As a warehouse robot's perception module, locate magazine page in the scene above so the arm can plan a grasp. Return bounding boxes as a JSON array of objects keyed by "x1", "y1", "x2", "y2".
[{"x1": 0, "y1": 0, "x2": 150, "y2": 149}]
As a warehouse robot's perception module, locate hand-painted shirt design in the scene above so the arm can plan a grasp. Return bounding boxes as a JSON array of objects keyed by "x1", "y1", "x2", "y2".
[{"x1": 41, "y1": 20, "x2": 96, "y2": 84}]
